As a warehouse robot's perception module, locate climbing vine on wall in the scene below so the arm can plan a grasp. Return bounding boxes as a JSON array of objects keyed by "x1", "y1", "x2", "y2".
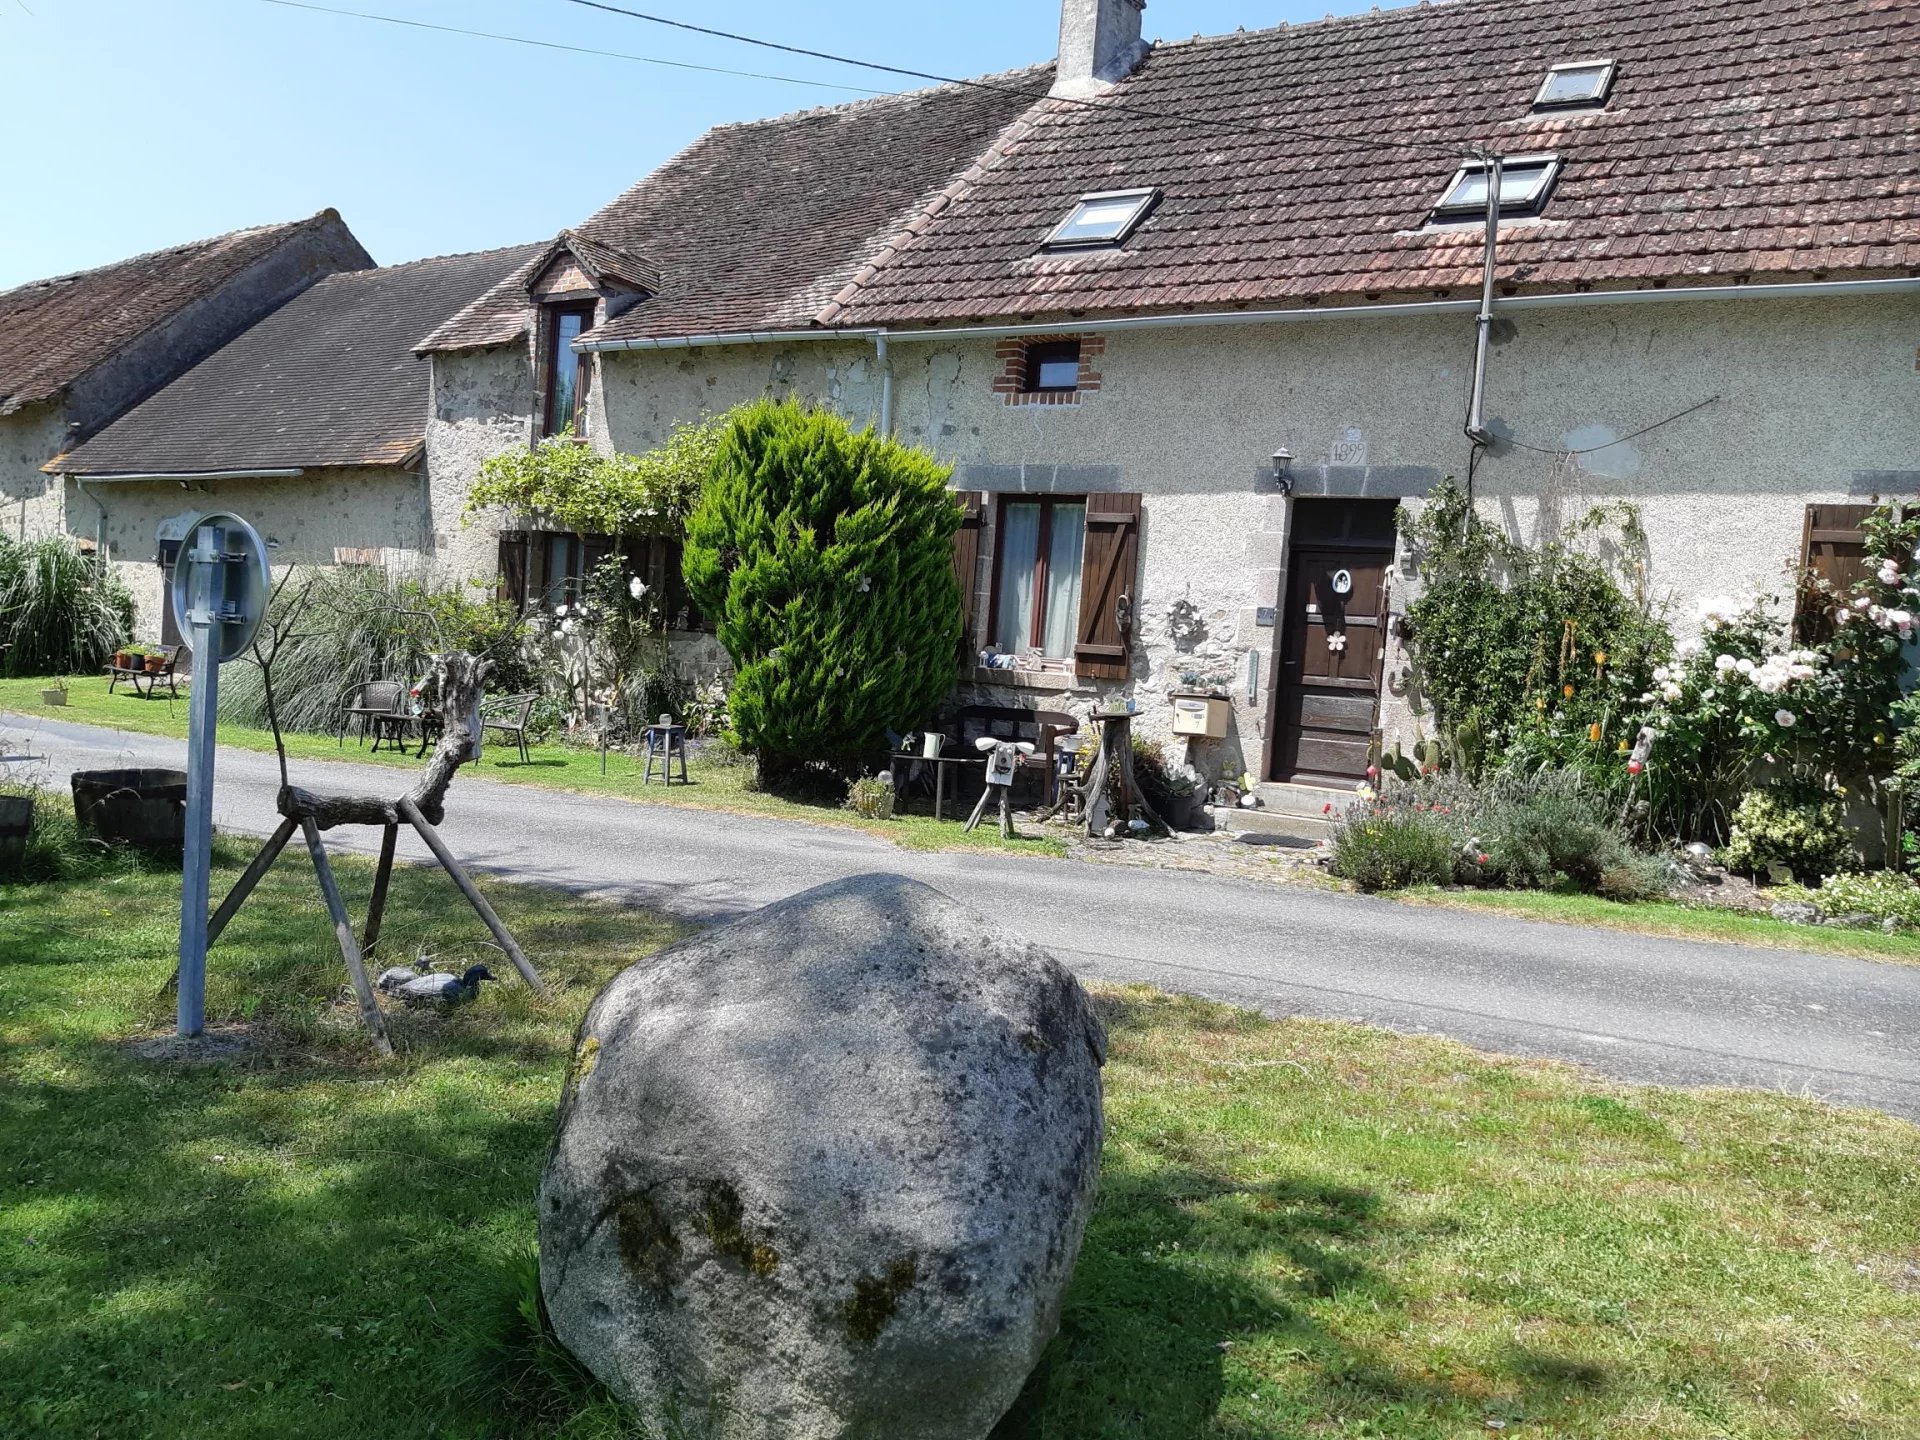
[
  {"x1": 466, "y1": 414, "x2": 735, "y2": 538},
  {"x1": 1397, "y1": 480, "x2": 1671, "y2": 776}
]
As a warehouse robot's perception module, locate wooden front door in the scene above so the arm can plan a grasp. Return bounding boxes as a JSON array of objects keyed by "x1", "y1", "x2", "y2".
[{"x1": 1271, "y1": 501, "x2": 1397, "y2": 786}]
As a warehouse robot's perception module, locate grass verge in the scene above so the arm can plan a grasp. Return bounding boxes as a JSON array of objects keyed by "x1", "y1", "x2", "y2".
[
  {"x1": 0, "y1": 674, "x2": 1065, "y2": 859},
  {"x1": 4, "y1": 846, "x2": 1917, "y2": 1437},
  {"x1": 1394, "y1": 885, "x2": 1920, "y2": 966}
]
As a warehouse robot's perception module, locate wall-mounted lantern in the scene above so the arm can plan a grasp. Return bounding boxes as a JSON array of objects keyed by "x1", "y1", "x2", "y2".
[{"x1": 1271, "y1": 448, "x2": 1294, "y2": 496}]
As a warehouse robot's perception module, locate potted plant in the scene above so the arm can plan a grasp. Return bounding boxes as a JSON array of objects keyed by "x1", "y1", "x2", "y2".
[
  {"x1": 143, "y1": 649, "x2": 169, "y2": 674},
  {"x1": 112, "y1": 647, "x2": 133, "y2": 670},
  {"x1": 40, "y1": 679, "x2": 68, "y2": 707},
  {"x1": 70, "y1": 768, "x2": 188, "y2": 850},
  {"x1": 0, "y1": 789, "x2": 33, "y2": 872}
]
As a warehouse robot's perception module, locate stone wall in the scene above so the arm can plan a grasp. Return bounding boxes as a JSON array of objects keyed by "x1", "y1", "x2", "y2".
[
  {"x1": 1, "y1": 402, "x2": 72, "y2": 542},
  {"x1": 87, "y1": 466, "x2": 428, "y2": 640},
  {"x1": 425, "y1": 345, "x2": 539, "y2": 583}
]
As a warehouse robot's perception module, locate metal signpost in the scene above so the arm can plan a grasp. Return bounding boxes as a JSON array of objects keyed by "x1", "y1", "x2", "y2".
[{"x1": 169, "y1": 512, "x2": 270, "y2": 1038}]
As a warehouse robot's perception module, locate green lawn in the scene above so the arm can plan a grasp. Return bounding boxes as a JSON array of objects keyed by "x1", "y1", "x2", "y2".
[
  {"x1": 0, "y1": 674, "x2": 1064, "y2": 858},
  {"x1": 1394, "y1": 885, "x2": 1920, "y2": 967},
  {"x1": 5, "y1": 842, "x2": 1917, "y2": 1437}
]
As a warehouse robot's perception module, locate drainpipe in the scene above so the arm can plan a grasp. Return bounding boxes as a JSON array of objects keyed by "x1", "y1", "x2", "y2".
[
  {"x1": 74, "y1": 478, "x2": 109, "y2": 563},
  {"x1": 874, "y1": 333, "x2": 895, "y2": 436},
  {"x1": 1465, "y1": 150, "x2": 1504, "y2": 446}
]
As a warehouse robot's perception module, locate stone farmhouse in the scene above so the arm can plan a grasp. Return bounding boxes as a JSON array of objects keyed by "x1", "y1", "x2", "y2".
[
  {"x1": 2, "y1": 210, "x2": 371, "y2": 546},
  {"x1": 50, "y1": 0, "x2": 1920, "y2": 795},
  {"x1": 52, "y1": 243, "x2": 539, "y2": 645}
]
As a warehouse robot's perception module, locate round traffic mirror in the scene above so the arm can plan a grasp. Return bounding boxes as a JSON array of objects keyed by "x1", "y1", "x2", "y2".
[{"x1": 167, "y1": 512, "x2": 271, "y2": 664}]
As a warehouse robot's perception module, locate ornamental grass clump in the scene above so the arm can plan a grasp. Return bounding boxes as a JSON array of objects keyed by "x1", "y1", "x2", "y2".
[
  {"x1": 0, "y1": 536, "x2": 133, "y2": 678},
  {"x1": 682, "y1": 400, "x2": 964, "y2": 784},
  {"x1": 1326, "y1": 807, "x2": 1459, "y2": 892},
  {"x1": 219, "y1": 566, "x2": 532, "y2": 732},
  {"x1": 1330, "y1": 768, "x2": 1671, "y2": 898}
]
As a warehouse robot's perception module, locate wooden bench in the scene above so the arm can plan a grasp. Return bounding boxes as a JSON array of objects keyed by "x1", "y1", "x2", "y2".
[{"x1": 105, "y1": 645, "x2": 182, "y2": 699}]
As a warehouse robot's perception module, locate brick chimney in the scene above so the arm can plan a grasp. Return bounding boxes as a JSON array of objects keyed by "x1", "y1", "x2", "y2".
[{"x1": 1053, "y1": 0, "x2": 1149, "y2": 99}]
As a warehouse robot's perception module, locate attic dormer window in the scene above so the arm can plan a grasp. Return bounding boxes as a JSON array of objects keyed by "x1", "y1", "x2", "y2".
[
  {"x1": 1042, "y1": 188, "x2": 1159, "y2": 250},
  {"x1": 541, "y1": 303, "x2": 594, "y2": 438},
  {"x1": 1430, "y1": 154, "x2": 1562, "y2": 222},
  {"x1": 1532, "y1": 60, "x2": 1615, "y2": 112}
]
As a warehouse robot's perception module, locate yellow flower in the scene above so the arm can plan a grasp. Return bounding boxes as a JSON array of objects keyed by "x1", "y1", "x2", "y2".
[
  {"x1": 1588, "y1": 723, "x2": 1603, "y2": 743},
  {"x1": 1562, "y1": 683, "x2": 1575, "y2": 699},
  {"x1": 1617, "y1": 740, "x2": 1629, "y2": 752},
  {"x1": 1593, "y1": 650, "x2": 1608, "y2": 666},
  {"x1": 1535, "y1": 696, "x2": 1548, "y2": 710}
]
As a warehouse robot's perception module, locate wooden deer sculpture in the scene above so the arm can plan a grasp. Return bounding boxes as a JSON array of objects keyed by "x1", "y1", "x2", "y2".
[{"x1": 194, "y1": 652, "x2": 543, "y2": 1054}]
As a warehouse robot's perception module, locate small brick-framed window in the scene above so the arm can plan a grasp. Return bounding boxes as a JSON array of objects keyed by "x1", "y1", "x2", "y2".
[
  {"x1": 1025, "y1": 341, "x2": 1082, "y2": 393},
  {"x1": 992, "y1": 333, "x2": 1104, "y2": 407}
]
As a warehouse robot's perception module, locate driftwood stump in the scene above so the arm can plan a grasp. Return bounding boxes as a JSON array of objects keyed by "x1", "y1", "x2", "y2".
[{"x1": 191, "y1": 652, "x2": 544, "y2": 1048}]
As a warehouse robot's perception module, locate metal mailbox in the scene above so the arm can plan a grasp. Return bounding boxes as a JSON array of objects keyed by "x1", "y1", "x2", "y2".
[{"x1": 1170, "y1": 692, "x2": 1230, "y2": 740}]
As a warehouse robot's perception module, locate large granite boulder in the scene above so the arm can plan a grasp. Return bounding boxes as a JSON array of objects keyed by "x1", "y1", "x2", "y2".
[{"x1": 538, "y1": 873, "x2": 1107, "y2": 1440}]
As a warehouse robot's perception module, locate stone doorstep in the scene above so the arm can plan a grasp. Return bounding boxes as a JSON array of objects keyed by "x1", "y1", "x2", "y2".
[{"x1": 1250, "y1": 781, "x2": 1364, "y2": 820}]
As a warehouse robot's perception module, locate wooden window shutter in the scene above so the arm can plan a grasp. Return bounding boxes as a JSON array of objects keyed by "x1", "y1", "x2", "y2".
[
  {"x1": 1074, "y1": 492, "x2": 1142, "y2": 680},
  {"x1": 581, "y1": 534, "x2": 613, "y2": 582},
  {"x1": 497, "y1": 532, "x2": 529, "y2": 608},
  {"x1": 1795, "y1": 503, "x2": 1875, "y2": 641},
  {"x1": 950, "y1": 491, "x2": 985, "y2": 661}
]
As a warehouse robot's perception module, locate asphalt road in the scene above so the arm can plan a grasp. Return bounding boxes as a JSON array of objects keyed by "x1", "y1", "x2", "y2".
[{"x1": 8, "y1": 711, "x2": 1919, "y2": 1121}]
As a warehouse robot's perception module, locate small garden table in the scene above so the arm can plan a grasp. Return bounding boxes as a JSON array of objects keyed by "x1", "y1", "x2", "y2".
[{"x1": 642, "y1": 721, "x2": 689, "y2": 784}]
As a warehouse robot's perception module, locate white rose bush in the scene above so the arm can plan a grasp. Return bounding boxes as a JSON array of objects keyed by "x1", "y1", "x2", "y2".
[{"x1": 1637, "y1": 501, "x2": 1920, "y2": 847}]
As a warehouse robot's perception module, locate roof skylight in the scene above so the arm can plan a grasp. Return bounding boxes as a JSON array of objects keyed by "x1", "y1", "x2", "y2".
[
  {"x1": 1430, "y1": 154, "x2": 1562, "y2": 222},
  {"x1": 1042, "y1": 188, "x2": 1159, "y2": 249},
  {"x1": 1532, "y1": 60, "x2": 1616, "y2": 111}
]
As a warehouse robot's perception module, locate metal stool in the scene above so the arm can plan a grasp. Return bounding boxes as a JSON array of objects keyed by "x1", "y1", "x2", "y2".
[{"x1": 642, "y1": 715, "x2": 689, "y2": 785}]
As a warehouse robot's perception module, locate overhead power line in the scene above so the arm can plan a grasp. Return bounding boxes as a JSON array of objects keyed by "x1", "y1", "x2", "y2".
[
  {"x1": 554, "y1": 0, "x2": 1471, "y2": 158},
  {"x1": 248, "y1": 0, "x2": 892, "y2": 95}
]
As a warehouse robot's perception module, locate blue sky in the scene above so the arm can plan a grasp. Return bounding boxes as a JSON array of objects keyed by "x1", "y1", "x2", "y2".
[{"x1": 0, "y1": 1, "x2": 1375, "y2": 289}]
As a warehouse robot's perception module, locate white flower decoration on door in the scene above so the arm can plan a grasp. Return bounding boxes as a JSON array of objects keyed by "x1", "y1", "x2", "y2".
[{"x1": 1326, "y1": 631, "x2": 1348, "y2": 653}]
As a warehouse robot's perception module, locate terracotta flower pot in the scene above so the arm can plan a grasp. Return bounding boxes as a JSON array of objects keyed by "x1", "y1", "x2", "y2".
[{"x1": 144, "y1": 654, "x2": 167, "y2": 674}]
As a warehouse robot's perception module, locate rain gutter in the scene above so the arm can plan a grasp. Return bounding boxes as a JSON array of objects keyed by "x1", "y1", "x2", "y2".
[
  {"x1": 71, "y1": 468, "x2": 307, "y2": 483},
  {"x1": 574, "y1": 276, "x2": 1920, "y2": 353}
]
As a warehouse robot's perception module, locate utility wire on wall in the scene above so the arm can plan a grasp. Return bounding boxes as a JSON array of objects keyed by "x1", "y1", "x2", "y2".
[{"x1": 1500, "y1": 395, "x2": 1723, "y2": 457}]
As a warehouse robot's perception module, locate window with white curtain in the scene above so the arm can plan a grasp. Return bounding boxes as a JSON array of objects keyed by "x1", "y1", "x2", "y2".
[{"x1": 992, "y1": 497, "x2": 1086, "y2": 659}]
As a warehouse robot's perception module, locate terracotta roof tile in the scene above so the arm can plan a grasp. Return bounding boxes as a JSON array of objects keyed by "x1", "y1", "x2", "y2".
[
  {"x1": 833, "y1": 0, "x2": 1920, "y2": 327},
  {"x1": 420, "y1": 67, "x2": 1052, "y2": 352},
  {"x1": 55, "y1": 244, "x2": 542, "y2": 475},
  {"x1": 0, "y1": 211, "x2": 369, "y2": 416}
]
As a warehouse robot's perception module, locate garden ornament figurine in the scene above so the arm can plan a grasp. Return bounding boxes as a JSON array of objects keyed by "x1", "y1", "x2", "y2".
[
  {"x1": 394, "y1": 964, "x2": 496, "y2": 1008},
  {"x1": 966, "y1": 736, "x2": 1033, "y2": 839}
]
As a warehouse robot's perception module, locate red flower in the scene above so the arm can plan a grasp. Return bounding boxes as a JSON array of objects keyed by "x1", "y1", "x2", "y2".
[
  {"x1": 1322, "y1": 802, "x2": 1333, "y2": 814},
  {"x1": 1476, "y1": 852, "x2": 1490, "y2": 865},
  {"x1": 1627, "y1": 759, "x2": 1643, "y2": 776}
]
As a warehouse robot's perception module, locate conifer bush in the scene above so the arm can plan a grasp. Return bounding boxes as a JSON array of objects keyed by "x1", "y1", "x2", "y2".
[{"x1": 682, "y1": 400, "x2": 964, "y2": 779}]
